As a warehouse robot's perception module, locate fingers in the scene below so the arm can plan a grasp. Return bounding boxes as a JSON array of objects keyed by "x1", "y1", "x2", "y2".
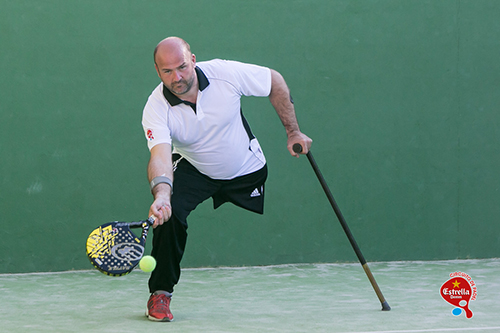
[
  {"x1": 150, "y1": 199, "x2": 172, "y2": 228},
  {"x1": 287, "y1": 133, "x2": 313, "y2": 157},
  {"x1": 159, "y1": 204, "x2": 172, "y2": 224}
]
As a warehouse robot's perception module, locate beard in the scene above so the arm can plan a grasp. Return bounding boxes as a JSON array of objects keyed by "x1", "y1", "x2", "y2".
[{"x1": 168, "y1": 73, "x2": 195, "y2": 96}]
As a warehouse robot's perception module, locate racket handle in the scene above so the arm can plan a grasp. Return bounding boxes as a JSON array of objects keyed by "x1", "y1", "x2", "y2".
[
  {"x1": 139, "y1": 217, "x2": 155, "y2": 241},
  {"x1": 129, "y1": 216, "x2": 155, "y2": 228},
  {"x1": 128, "y1": 217, "x2": 155, "y2": 241}
]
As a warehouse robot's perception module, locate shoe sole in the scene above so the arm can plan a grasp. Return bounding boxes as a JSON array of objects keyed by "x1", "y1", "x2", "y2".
[{"x1": 145, "y1": 309, "x2": 173, "y2": 322}]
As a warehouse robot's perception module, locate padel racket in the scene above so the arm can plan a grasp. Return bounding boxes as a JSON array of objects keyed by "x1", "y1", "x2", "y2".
[{"x1": 86, "y1": 216, "x2": 155, "y2": 276}]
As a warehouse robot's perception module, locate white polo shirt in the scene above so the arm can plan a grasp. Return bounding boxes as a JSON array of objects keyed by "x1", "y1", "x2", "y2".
[{"x1": 142, "y1": 59, "x2": 272, "y2": 180}]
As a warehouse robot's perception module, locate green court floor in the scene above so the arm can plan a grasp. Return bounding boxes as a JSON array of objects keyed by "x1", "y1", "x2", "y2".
[{"x1": 1, "y1": 259, "x2": 499, "y2": 332}]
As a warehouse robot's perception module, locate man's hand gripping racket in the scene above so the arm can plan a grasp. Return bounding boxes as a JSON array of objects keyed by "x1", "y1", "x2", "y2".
[{"x1": 86, "y1": 216, "x2": 155, "y2": 276}]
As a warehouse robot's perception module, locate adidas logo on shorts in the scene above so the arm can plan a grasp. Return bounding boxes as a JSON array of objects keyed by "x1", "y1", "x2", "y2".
[{"x1": 250, "y1": 187, "x2": 262, "y2": 197}]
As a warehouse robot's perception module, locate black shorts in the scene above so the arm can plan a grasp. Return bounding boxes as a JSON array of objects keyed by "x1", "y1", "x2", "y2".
[{"x1": 171, "y1": 155, "x2": 268, "y2": 220}]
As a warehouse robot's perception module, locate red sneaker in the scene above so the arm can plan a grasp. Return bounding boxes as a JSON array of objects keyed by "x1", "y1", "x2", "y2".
[{"x1": 146, "y1": 292, "x2": 173, "y2": 322}]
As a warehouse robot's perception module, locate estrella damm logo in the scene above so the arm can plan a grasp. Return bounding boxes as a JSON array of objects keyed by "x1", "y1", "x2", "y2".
[{"x1": 440, "y1": 272, "x2": 477, "y2": 318}]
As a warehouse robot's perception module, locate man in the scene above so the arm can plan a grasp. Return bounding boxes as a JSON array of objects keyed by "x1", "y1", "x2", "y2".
[{"x1": 141, "y1": 37, "x2": 312, "y2": 322}]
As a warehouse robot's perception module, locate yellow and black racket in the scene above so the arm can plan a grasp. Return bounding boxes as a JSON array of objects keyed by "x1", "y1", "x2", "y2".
[{"x1": 86, "y1": 216, "x2": 155, "y2": 276}]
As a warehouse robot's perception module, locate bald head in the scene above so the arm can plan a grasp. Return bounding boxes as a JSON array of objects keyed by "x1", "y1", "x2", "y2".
[{"x1": 154, "y1": 37, "x2": 191, "y2": 65}]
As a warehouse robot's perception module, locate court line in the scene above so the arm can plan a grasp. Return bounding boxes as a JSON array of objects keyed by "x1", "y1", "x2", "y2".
[
  {"x1": 2, "y1": 258, "x2": 499, "y2": 276},
  {"x1": 348, "y1": 327, "x2": 500, "y2": 333}
]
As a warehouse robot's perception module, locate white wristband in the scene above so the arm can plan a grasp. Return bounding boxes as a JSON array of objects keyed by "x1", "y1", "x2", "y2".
[{"x1": 150, "y1": 176, "x2": 173, "y2": 194}]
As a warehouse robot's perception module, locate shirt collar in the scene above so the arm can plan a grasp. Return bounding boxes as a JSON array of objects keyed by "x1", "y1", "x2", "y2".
[{"x1": 162, "y1": 66, "x2": 209, "y2": 106}]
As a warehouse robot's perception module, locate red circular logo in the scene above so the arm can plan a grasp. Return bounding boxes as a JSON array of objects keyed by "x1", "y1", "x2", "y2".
[{"x1": 146, "y1": 129, "x2": 154, "y2": 141}]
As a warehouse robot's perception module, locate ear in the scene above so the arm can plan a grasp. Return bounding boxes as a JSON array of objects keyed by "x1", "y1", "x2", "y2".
[
  {"x1": 191, "y1": 53, "x2": 196, "y2": 66},
  {"x1": 154, "y1": 63, "x2": 161, "y2": 78}
]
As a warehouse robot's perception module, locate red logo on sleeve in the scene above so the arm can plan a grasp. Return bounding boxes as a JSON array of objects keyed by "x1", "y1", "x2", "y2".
[
  {"x1": 146, "y1": 129, "x2": 154, "y2": 141},
  {"x1": 440, "y1": 272, "x2": 477, "y2": 319}
]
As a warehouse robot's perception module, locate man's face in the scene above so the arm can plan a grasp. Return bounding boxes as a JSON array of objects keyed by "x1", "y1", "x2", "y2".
[{"x1": 155, "y1": 47, "x2": 196, "y2": 97}]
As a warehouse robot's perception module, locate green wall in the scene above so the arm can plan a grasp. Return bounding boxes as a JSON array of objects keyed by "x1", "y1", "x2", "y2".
[{"x1": 1, "y1": 0, "x2": 499, "y2": 273}]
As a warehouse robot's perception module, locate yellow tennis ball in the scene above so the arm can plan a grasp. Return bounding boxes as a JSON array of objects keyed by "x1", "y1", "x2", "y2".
[{"x1": 139, "y1": 255, "x2": 156, "y2": 272}]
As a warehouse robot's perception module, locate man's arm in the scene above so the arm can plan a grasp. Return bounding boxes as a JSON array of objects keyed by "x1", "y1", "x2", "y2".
[
  {"x1": 147, "y1": 143, "x2": 174, "y2": 227},
  {"x1": 268, "y1": 69, "x2": 312, "y2": 157}
]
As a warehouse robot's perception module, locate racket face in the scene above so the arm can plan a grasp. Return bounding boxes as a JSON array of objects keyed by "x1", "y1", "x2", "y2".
[{"x1": 86, "y1": 222, "x2": 146, "y2": 276}]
